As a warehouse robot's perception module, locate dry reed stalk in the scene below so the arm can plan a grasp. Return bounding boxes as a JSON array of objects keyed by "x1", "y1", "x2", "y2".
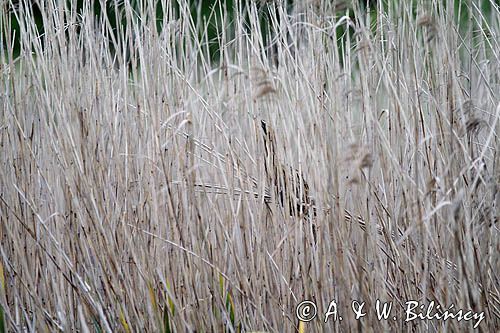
[{"x1": 1, "y1": 0, "x2": 499, "y2": 331}]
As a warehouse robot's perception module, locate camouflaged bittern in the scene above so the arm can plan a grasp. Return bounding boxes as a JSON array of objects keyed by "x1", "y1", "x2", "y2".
[{"x1": 260, "y1": 120, "x2": 315, "y2": 218}]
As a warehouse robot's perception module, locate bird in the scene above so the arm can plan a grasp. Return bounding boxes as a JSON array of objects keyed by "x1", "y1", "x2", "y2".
[{"x1": 260, "y1": 120, "x2": 316, "y2": 219}]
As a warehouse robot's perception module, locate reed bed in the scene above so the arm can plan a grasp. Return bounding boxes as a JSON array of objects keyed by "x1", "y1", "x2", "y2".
[{"x1": 0, "y1": 0, "x2": 499, "y2": 331}]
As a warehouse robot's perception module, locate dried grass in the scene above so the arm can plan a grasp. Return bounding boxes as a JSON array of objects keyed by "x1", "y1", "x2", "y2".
[{"x1": 0, "y1": 0, "x2": 499, "y2": 331}]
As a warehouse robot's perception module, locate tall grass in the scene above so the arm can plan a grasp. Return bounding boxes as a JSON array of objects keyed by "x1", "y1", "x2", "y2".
[{"x1": 0, "y1": 0, "x2": 499, "y2": 331}]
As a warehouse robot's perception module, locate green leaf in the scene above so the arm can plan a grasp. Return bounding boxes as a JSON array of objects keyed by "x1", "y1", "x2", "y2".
[
  {"x1": 163, "y1": 305, "x2": 171, "y2": 333},
  {"x1": 0, "y1": 304, "x2": 6, "y2": 333},
  {"x1": 92, "y1": 316, "x2": 103, "y2": 333}
]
